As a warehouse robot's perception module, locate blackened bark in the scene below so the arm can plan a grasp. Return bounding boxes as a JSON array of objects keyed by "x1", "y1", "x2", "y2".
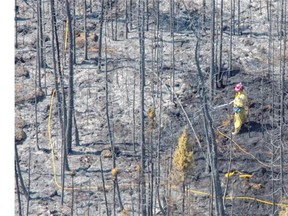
[
  {"x1": 65, "y1": 0, "x2": 74, "y2": 154},
  {"x1": 98, "y1": 0, "x2": 104, "y2": 70},
  {"x1": 195, "y1": 40, "x2": 225, "y2": 216}
]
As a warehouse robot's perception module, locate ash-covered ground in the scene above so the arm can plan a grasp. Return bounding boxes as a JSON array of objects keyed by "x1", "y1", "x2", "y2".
[{"x1": 15, "y1": 0, "x2": 288, "y2": 215}]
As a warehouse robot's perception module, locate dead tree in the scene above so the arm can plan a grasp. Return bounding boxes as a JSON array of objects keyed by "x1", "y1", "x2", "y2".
[
  {"x1": 210, "y1": 0, "x2": 216, "y2": 100},
  {"x1": 100, "y1": 156, "x2": 110, "y2": 215},
  {"x1": 15, "y1": 144, "x2": 31, "y2": 201},
  {"x1": 115, "y1": 0, "x2": 118, "y2": 40},
  {"x1": 37, "y1": 0, "x2": 44, "y2": 70},
  {"x1": 139, "y1": 0, "x2": 147, "y2": 215},
  {"x1": 104, "y1": 14, "x2": 124, "y2": 214},
  {"x1": 125, "y1": 0, "x2": 129, "y2": 39},
  {"x1": 216, "y1": 0, "x2": 225, "y2": 89},
  {"x1": 50, "y1": 0, "x2": 70, "y2": 205},
  {"x1": 65, "y1": 0, "x2": 75, "y2": 155},
  {"x1": 84, "y1": 0, "x2": 88, "y2": 60},
  {"x1": 279, "y1": 0, "x2": 286, "y2": 197},
  {"x1": 73, "y1": 0, "x2": 76, "y2": 63},
  {"x1": 34, "y1": 61, "x2": 40, "y2": 151},
  {"x1": 195, "y1": 39, "x2": 225, "y2": 216},
  {"x1": 170, "y1": 0, "x2": 175, "y2": 102},
  {"x1": 237, "y1": 0, "x2": 241, "y2": 35},
  {"x1": 25, "y1": 144, "x2": 32, "y2": 216},
  {"x1": 15, "y1": 146, "x2": 22, "y2": 216},
  {"x1": 15, "y1": 0, "x2": 18, "y2": 48},
  {"x1": 98, "y1": 0, "x2": 104, "y2": 70}
]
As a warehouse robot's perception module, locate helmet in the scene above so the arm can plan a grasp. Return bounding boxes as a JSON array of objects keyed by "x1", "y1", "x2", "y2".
[{"x1": 234, "y1": 82, "x2": 243, "y2": 91}]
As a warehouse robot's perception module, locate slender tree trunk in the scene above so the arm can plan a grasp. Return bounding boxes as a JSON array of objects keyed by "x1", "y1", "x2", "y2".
[
  {"x1": 15, "y1": 145, "x2": 30, "y2": 200},
  {"x1": 71, "y1": 174, "x2": 74, "y2": 216},
  {"x1": 65, "y1": 0, "x2": 74, "y2": 154},
  {"x1": 104, "y1": 15, "x2": 124, "y2": 212},
  {"x1": 100, "y1": 156, "x2": 109, "y2": 215},
  {"x1": 130, "y1": 0, "x2": 133, "y2": 30},
  {"x1": 139, "y1": 1, "x2": 147, "y2": 215},
  {"x1": 195, "y1": 40, "x2": 225, "y2": 215},
  {"x1": 228, "y1": 0, "x2": 234, "y2": 78},
  {"x1": 268, "y1": 2, "x2": 275, "y2": 212},
  {"x1": 110, "y1": 0, "x2": 114, "y2": 40},
  {"x1": 237, "y1": 0, "x2": 241, "y2": 35},
  {"x1": 202, "y1": 0, "x2": 206, "y2": 27},
  {"x1": 50, "y1": 0, "x2": 69, "y2": 205},
  {"x1": 15, "y1": 0, "x2": 18, "y2": 48},
  {"x1": 182, "y1": 181, "x2": 185, "y2": 214},
  {"x1": 210, "y1": 0, "x2": 216, "y2": 100},
  {"x1": 52, "y1": 0, "x2": 68, "y2": 140},
  {"x1": 15, "y1": 156, "x2": 22, "y2": 216},
  {"x1": 34, "y1": 56, "x2": 40, "y2": 151},
  {"x1": 217, "y1": 0, "x2": 224, "y2": 88},
  {"x1": 37, "y1": 0, "x2": 44, "y2": 69},
  {"x1": 84, "y1": 0, "x2": 88, "y2": 60},
  {"x1": 156, "y1": 67, "x2": 165, "y2": 215},
  {"x1": 115, "y1": 0, "x2": 118, "y2": 40},
  {"x1": 73, "y1": 114, "x2": 80, "y2": 146},
  {"x1": 249, "y1": 0, "x2": 252, "y2": 37},
  {"x1": 170, "y1": 0, "x2": 175, "y2": 102},
  {"x1": 145, "y1": 0, "x2": 149, "y2": 31},
  {"x1": 279, "y1": 0, "x2": 286, "y2": 196},
  {"x1": 125, "y1": 0, "x2": 129, "y2": 39},
  {"x1": 73, "y1": 0, "x2": 76, "y2": 64},
  {"x1": 98, "y1": 0, "x2": 104, "y2": 70},
  {"x1": 26, "y1": 144, "x2": 32, "y2": 216}
]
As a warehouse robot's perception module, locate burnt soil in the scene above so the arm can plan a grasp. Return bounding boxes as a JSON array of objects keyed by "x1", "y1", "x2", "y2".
[{"x1": 15, "y1": 0, "x2": 288, "y2": 215}]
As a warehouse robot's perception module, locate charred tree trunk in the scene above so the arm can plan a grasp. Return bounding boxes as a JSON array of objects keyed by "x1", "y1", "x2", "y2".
[
  {"x1": 84, "y1": 0, "x2": 88, "y2": 60},
  {"x1": 170, "y1": 0, "x2": 175, "y2": 102},
  {"x1": 139, "y1": 0, "x2": 147, "y2": 215},
  {"x1": 34, "y1": 58, "x2": 40, "y2": 151},
  {"x1": 65, "y1": 0, "x2": 74, "y2": 155},
  {"x1": 279, "y1": 0, "x2": 286, "y2": 197},
  {"x1": 217, "y1": 0, "x2": 224, "y2": 88},
  {"x1": 25, "y1": 144, "x2": 32, "y2": 216},
  {"x1": 37, "y1": 0, "x2": 44, "y2": 69},
  {"x1": 195, "y1": 39, "x2": 225, "y2": 216},
  {"x1": 115, "y1": 0, "x2": 118, "y2": 40},
  {"x1": 100, "y1": 156, "x2": 110, "y2": 215},
  {"x1": 73, "y1": 0, "x2": 76, "y2": 64},
  {"x1": 104, "y1": 14, "x2": 124, "y2": 213},
  {"x1": 237, "y1": 0, "x2": 241, "y2": 35},
  {"x1": 15, "y1": 144, "x2": 31, "y2": 201},
  {"x1": 15, "y1": 155, "x2": 22, "y2": 216},
  {"x1": 98, "y1": 0, "x2": 104, "y2": 70},
  {"x1": 50, "y1": 0, "x2": 69, "y2": 205},
  {"x1": 210, "y1": 0, "x2": 216, "y2": 100},
  {"x1": 125, "y1": 0, "x2": 129, "y2": 39},
  {"x1": 129, "y1": 0, "x2": 133, "y2": 30},
  {"x1": 15, "y1": 0, "x2": 18, "y2": 48}
]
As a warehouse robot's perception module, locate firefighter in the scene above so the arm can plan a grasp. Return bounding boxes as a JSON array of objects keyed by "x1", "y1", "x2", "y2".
[{"x1": 230, "y1": 83, "x2": 248, "y2": 135}]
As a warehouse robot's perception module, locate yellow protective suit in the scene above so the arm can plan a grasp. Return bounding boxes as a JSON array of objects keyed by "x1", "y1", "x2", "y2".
[{"x1": 233, "y1": 90, "x2": 248, "y2": 135}]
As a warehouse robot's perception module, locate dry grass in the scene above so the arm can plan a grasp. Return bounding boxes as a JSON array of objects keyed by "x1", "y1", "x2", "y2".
[
  {"x1": 136, "y1": 164, "x2": 141, "y2": 174},
  {"x1": 120, "y1": 208, "x2": 130, "y2": 216}
]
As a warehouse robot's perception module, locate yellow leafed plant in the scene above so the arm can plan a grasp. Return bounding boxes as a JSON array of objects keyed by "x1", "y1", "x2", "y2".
[{"x1": 172, "y1": 128, "x2": 194, "y2": 181}]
